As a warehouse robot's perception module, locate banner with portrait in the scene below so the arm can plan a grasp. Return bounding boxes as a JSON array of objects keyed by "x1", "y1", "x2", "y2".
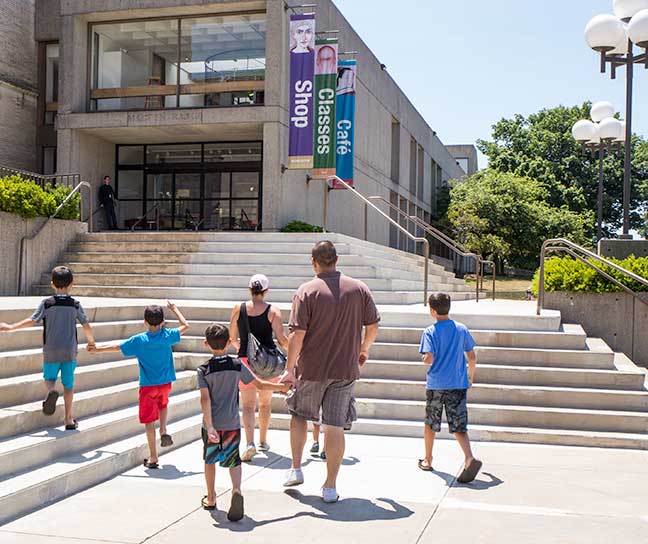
[
  {"x1": 288, "y1": 14, "x2": 316, "y2": 169},
  {"x1": 333, "y1": 59, "x2": 357, "y2": 188},
  {"x1": 312, "y1": 39, "x2": 338, "y2": 179}
]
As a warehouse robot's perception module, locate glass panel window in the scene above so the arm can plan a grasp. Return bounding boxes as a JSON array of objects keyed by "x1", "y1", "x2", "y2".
[
  {"x1": 117, "y1": 170, "x2": 144, "y2": 199},
  {"x1": 179, "y1": 15, "x2": 266, "y2": 107},
  {"x1": 91, "y1": 19, "x2": 179, "y2": 110},
  {"x1": 204, "y1": 142, "x2": 262, "y2": 162},
  {"x1": 231, "y1": 200, "x2": 258, "y2": 230},
  {"x1": 232, "y1": 172, "x2": 259, "y2": 198},
  {"x1": 118, "y1": 145, "x2": 144, "y2": 165},
  {"x1": 203, "y1": 200, "x2": 229, "y2": 230},
  {"x1": 175, "y1": 172, "x2": 201, "y2": 199},
  {"x1": 147, "y1": 144, "x2": 202, "y2": 163},
  {"x1": 44, "y1": 44, "x2": 59, "y2": 124},
  {"x1": 120, "y1": 201, "x2": 145, "y2": 230},
  {"x1": 205, "y1": 172, "x2": 230, "y2": 198},
  {"x1": 42, "y1": 147, "x2": 57, "y2": 175},
  {"x1": 147, "y1": 173, "x2": 173, "y2": 200}
]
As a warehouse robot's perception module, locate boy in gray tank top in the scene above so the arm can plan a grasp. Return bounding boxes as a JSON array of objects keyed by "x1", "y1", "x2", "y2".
[{"x1": 0, "y1": 266, "x2": 96, "y2": 430}]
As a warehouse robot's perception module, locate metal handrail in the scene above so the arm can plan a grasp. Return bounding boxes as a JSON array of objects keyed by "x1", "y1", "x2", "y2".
[
  {"x1": 131, "y1": 203, "x2": 160, "y2": 231},
  {"x1": 0, "y1": 164, "x2": 80, "y2": 189},
  {"x1": 17, "y1": 181, "x2": 93, "y2": 295},
  {"x1": 326, "y1": 176, "x2": 430, "y2": 305},
  {"x1": 366, "y1": 195, "x2": 495, "y2": 302},
  {"x1": 536, "y1": 238, "x2": 648, "y2": 315}
]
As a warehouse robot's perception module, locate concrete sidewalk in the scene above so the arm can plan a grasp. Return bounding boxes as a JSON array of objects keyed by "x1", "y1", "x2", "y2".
[{"x1": 2, "y1": 431, "x2": 648, "y2": 543}]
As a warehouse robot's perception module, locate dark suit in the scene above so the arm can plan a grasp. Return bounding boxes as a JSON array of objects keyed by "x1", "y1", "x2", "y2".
[{"x1": 99, "y1": 184, "x2": 117, "y2": 230}]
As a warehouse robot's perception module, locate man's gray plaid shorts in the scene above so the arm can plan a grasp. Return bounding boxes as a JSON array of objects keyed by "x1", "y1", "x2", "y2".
[
  {"x1": 286, "y1": 379, "x2": 356, "y2": 429},
  {"x1": 425, "y1": 389, "x2": 468, "y2": 433}
]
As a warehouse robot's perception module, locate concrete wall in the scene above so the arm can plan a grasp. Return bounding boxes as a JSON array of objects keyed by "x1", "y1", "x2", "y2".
[
  {"x1": 0, "y1": 211, "x2": 87, "y2": 296},
  {"x1": 545, "y1": 291, "x2": 648, "y2": 368},
  {"x1": 599, "y1": 239, "x2": 648, "y2": 260},
  {"x1": 447, "y1": 144, "x2": 479, "y2": 177},
  {"x1": 0, "y1": 0, "x2": 38, "y2": 171}
]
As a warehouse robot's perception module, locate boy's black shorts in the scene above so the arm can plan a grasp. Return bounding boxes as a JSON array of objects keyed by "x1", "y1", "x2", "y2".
[{"x1": 425, "y1": 389, "x2": 468, "y2": 433}]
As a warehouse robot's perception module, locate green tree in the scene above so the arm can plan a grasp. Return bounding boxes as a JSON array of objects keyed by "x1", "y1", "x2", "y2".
[
  {"x1": 448, "y1": 170, "x2": 591, "y2": 270},
  {"x1": 477, "y1": 103, "x2": 648, "y2": 234}
]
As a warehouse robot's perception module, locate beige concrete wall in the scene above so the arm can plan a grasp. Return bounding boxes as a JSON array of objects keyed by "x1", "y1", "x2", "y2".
[
  {"x1": 545, "y1": 292, "x2": 648, "y2": 368},
  {"x1": 0, "y1": 83, "x2": 38, "y2": 171},
  {"x1": 0, "y1": 211, "x2": 88, "y2": 296}
]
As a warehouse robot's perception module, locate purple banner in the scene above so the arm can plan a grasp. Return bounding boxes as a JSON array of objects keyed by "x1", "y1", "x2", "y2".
[{"x1": 288, "y1": 14, "x2": 316, "y2": 169}]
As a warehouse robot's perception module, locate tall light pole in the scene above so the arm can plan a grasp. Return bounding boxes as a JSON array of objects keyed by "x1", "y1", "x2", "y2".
[
  {"x1": 585, "y1": 1, "x2": 648, "y2": 238},
  {"x1": 572, "y1": 102, "x2": 625, "y2": 241}
]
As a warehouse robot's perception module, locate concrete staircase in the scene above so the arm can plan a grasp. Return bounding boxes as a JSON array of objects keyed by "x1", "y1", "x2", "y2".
[
  {"x1": 34, "y1": 232, "x2": 475, "y2": 303},
  {"x1": 1, "y1": 232, "x2": 647, "y2": 524}
]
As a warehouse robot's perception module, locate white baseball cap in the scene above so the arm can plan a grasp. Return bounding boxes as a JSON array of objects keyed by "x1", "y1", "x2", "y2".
[{"x1": 249, "y1": 274, "x2": 269, "y2": 291}]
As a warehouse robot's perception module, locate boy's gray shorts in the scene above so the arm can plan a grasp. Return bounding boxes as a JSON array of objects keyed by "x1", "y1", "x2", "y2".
[
  {"x1": 425, "y1": 389, "x2": 468, "y2": 433},
  {"x1": 286, "y1": 379, "x2": 356, "y2": 429}
]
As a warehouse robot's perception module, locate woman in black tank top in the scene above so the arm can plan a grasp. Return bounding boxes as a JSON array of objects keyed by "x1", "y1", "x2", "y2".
[{"x1": 228, "y1": 274, "x2": 288, "y2": 462}]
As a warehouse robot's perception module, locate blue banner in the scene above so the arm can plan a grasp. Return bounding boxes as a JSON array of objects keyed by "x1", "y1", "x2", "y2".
[{"x1": 333, "y1": 59, "x2": 356, "y2": 188}]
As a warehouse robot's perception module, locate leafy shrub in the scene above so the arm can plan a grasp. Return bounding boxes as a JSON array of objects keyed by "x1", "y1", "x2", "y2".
[
  {"x1": 0, "y1": 175, "x2": 80, "y2": 220},
  {"x1": 532, "y1": 255, "x2": 648, "y2": 294},
  {"x1": 281, "y1": 220, "x2": 324, "y2": 233}
]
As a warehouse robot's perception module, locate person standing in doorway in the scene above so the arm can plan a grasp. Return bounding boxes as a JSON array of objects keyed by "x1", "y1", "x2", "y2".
[
  {"x1": 229, "y1": 274, "x2": 288, "y2": 462},
  {"x1": 281, "y1": 241, "x2": 380, "y2": 503},
  {"x1": 99, "y1": 175, "x2": 118, "y2": 230}
]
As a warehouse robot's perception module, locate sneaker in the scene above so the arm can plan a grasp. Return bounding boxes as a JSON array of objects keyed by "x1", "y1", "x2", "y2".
[
  {"x1": 258, "y1": 442, "x2": 270, "y2": 452},
  {"x1": 283, "y1": 468, "x2": 304, "y2": 487},
  {"x1": 309, "y1": 441, "x2": 319, "y2": 455},
  {"x1": 322, "y1": 487, "x2": 339, "y2": 503},
  {"x1": 240, "y1": 443, "x2": 257, "y2": 462},
  {"x1": 320, "y1": 450, "x2": 327, "y2": 460}
]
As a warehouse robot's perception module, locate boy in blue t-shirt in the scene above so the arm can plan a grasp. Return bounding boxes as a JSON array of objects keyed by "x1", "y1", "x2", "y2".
[
  {"x1": 93, "y1": 301, "x2": 189, "y2": 468},
  {"x1": 418, "y1": 293, "x2": 482, "y2": 483}
]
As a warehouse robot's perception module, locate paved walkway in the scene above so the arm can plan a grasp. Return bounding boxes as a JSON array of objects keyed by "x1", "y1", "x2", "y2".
[{"x1": 2, "y1": 431, "x2": 647, "y2": 543}]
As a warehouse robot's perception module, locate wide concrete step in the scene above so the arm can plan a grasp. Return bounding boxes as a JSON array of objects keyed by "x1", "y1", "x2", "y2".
[
  {"x1": 0, "y1": 389, "x2": 200, "y2": 480},
  {"x1": 68, "y1": 241, "x2": 355, "y2": 254},
  {"x1": 0, "y1": 412, "x2": 202, "y2": 525},
  {"x1": 33, "y1": 285, "x2": 468, "y2": 304},
  {"x1": 362, "y1": 360, "x2": 646, "y2": 391},
  {"x1": 366, "y1": 341, "x2": 614, "y2": 369},
  {"x1": 0, "y1": 370, "x2": 197, "y2": 439},
  {"x1": 55, "y1": 273, "x2": 461, "y2": 292},
  {"x1": 76, "y1": 232, "x2": 340, "y2": 243},
  {"x1": 353, "y1": 379, "x2": 648, "y2": 411},
  {"x1": 267, "y1": 413, "x2": 648, "y2": 450},
  {"x1": 271, "y1": 397, "x2": 648, "y2": 433}
]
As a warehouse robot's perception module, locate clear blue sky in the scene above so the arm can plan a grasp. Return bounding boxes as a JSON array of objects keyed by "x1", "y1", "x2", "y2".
[{"x1": 333, "y1": 0, "x2": 648, "y2": 168}]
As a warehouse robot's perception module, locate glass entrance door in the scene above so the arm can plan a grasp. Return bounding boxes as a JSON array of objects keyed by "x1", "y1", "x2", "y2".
[{"x1": 204, "y1": 171, "x2": 260, "y2": 230}]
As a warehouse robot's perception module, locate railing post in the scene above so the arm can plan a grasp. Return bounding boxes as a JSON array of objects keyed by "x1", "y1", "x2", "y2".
[
  {"x1": 423, "y1": 239, "x2": 429, "y2": 306},
  {"x1": 492, "y1": 263, "x2": 496, "y2": 301},
  {"x1": 364, "y1": 202, "x2": 368, "y2": 241},
  {"x1": 537, "y1": 242, "x2": 547, "y2": 315},
  {"x1": 475, "y1": 256, "x2": 480, "y2": 303}
]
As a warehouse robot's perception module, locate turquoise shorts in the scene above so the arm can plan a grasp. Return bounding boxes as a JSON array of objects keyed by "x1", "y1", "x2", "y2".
[{"x1": 43, "y1": 362, "x2": 77, "y2": 390}]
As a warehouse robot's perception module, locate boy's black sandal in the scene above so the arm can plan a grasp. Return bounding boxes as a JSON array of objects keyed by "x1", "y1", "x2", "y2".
[
  {"x1": 457, "y1": 459, "x2": 483, "y2": 483},
  {"x1": 418, "y1": 459, "x2": 433, "y2": 472},
  {"x1": 65, "y1": 419, "x2": 78, "y2": 430},
  {"x1": 143, "y1": 459, "x2": 159, "y2": 469},
  {"x1": 42, "y1": 391, "x2": 59, "y2": 415},
  {"x1": 201, "y1": 496, "x2": 216, "y2": 511},
  {"x1": 160, "y1": 434, "x2": 173, "y2": 447},
  {"x1": 227, "y1": 491, "x2": 245, "y2": 522}
]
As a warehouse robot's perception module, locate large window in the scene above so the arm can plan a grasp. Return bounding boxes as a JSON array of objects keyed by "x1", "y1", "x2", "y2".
[
  {"x1": 390, "y1": 119, "x2": 400, "y2": 183},
  {"x1": 115, "y1": 142, "x2": 262, "y2": 230},
  {"x1": 90, "y1": 13, "x2": 266, "y2": 111},
  {"x1": 41, "y1": 43, "x2": 59, "y2": 125}
]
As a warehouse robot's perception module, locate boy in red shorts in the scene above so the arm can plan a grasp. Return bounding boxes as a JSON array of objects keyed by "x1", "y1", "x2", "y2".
[{"x1": 93, "y1": 301, "x2": 189, "y2": 468}]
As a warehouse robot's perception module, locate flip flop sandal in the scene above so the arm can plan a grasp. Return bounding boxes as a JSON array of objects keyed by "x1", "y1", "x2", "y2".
[
  {"x1": 65, "y1": 419, "x2": 79, "y2": 431},
  {"x1": 227, "y1": 491, "x2": 244, "y2": 522},
  {"x1": 143, "y1": 459, "x2": 159, "y2": 469},
  {"x1": 42, "y1": 391, "x2": 59, "y2": 415},
  {"x1": 457, "y1": 459, "x2": 483, "y2": 483},
  {"x1": 201, "y1": 495, "x2": 216, "y2": 511},
  {"x1": 418, "y1": 459, "x2": 433, "y2": 472},
  {"x1": 160, "y1": 434, "x2": 173, "y2": 447}
]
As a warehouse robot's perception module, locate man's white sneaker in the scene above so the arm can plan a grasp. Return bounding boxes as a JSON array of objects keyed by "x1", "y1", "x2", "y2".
[
  {"x1": 283, "y1": 468, "x2": 304, "y2": 487},
  {"x1": 322, "y1": 487, "x2": 339, "y2": 503},
  {"x1": 240, "y1": 443, "x2": 257, "y2": 462}
]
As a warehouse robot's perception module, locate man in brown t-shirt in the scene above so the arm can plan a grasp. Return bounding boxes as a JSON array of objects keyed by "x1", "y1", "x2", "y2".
[{"x1": 281, "y1": 241, "x2": 380, "y2": 502}]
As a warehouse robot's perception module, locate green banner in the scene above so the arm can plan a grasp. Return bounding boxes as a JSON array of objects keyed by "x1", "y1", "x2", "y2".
[{"x1": 313, "y1": 39, "x2": 338, "y2": 179}]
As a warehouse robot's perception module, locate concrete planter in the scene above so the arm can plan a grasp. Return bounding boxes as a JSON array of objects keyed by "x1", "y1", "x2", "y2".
[
  {"x1": 545, "y1": 291, "x2": 648, "y2": 368},
  {"x1": 0, "y1": 211, "x2": 87, "y2": 296}
]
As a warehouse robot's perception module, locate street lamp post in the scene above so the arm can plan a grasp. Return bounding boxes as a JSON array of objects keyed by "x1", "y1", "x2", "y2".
[
  {"x1": 572, "y1": 102, "x2": 625, "y2": 241},
  {"x1": 585, "y1": 1, "x2": 648, "y2": 237}
]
